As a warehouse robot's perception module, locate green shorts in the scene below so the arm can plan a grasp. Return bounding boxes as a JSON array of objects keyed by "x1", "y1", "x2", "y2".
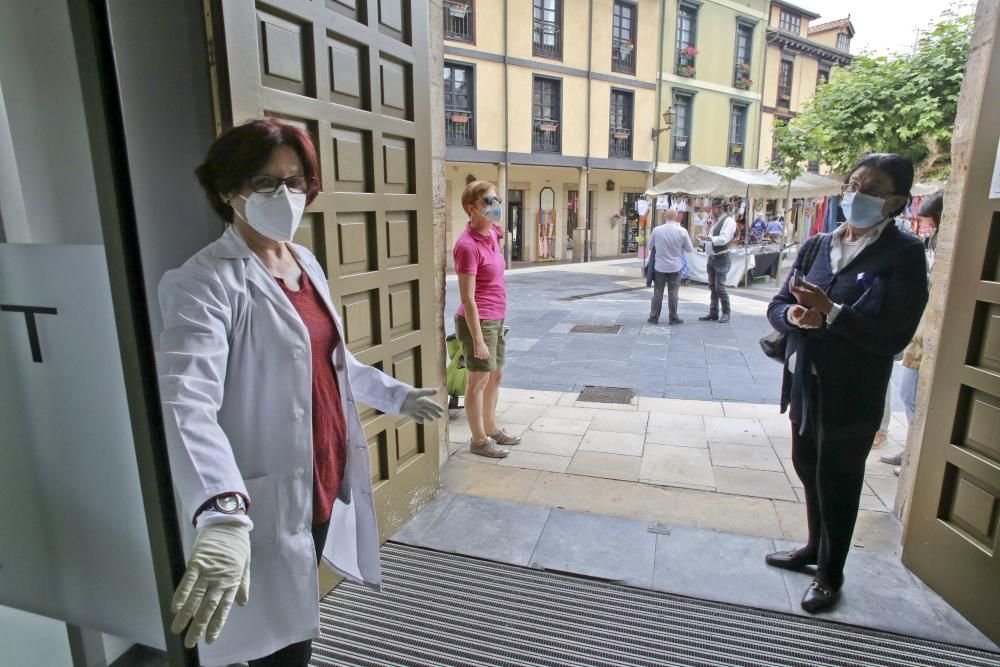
[{"x1": 455, "y1": 315, "x2": 505, "y2": 372}]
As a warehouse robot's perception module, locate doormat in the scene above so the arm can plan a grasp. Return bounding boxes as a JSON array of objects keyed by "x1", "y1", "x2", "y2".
[
  {"x1": 316, "y1": 542, "x2": 1000, "y2": 667},
  {"x1": 570, "y1": 324, "x2": 623, "y2": 335},
  {"x1": 578, "y1": 386, "x2": 634, "y2": 404}
]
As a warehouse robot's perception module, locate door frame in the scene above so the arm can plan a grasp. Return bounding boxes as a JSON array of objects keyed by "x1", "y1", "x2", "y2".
[{"x1": 901, "y1": 4, "x2": 1000, "y2": 644}]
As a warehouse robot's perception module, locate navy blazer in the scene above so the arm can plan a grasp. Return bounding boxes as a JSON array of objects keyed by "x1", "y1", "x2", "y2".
[{"x1": 767, "y1": 224, "x2": 928, "y2": 438}]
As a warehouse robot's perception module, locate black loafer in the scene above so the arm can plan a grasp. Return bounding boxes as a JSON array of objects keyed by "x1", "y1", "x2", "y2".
[
  {"x1": 719, "y1": 314, "x2": 731, "y2": 323},
  {"x1": 698, "y1": 314, "x2": 719, "y2": 321},
  {"x1": 801, "y1": 579, "x2": 841, "y2": 613},
  {"x1": 765, "y1": 549, "x2": 816, "y2": 571}
]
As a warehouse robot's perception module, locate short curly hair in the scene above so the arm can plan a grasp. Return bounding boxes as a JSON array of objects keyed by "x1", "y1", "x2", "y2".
[{"x1": 195, "y1": 118, "x2": 320, "y2": 223}]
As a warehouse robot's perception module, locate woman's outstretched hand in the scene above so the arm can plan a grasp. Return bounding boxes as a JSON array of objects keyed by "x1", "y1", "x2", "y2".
[{"x1": 400, "y1": 388, "x2": 445, "y2": 422}]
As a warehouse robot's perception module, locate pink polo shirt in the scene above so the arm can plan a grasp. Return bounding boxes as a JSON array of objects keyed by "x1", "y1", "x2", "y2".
[{"x1": 454, "y1": 224, "x2": 507, "y2": 320}]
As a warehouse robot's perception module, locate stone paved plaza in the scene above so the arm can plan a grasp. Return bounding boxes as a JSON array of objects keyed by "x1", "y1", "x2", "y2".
[{"x1": 443, "y1": 260, "x2": 910, "y2": 551}]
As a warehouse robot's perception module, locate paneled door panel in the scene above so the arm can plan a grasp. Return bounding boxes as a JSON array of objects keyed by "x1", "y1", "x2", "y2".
[
  {"x1": 214, "y1": 0, "x2": 438, "y2": 543},
  {"x1": 902, "y1": 12, "x2": 1000, "y2": 642}
]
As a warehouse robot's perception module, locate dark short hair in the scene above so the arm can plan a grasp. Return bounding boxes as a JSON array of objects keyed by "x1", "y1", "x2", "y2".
[
  {"x1": 195, "y1": 119, "x2": 320, "y2": 223},
  {"x1": 917, "y1": 191, "x2": 943, "y2": 225},
  {"x1": 847, "y1": 153, "x2": 914, "y2": 217}
]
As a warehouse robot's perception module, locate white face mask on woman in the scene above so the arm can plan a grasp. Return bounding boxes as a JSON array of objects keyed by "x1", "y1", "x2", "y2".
[
  {"x1": 840, "y1": 191, "x2": 887, "y2": 229},
  {"x1": 234, "y1": 185, "x2": 307, "y2": 242}
]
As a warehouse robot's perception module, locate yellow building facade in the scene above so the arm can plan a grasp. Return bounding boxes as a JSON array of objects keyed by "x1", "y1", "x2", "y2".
[
  {"x1": 756, "y1": 1, "x2": 854, "y2": 171},
  {"x1": 443, "y1": 0, "x2": 662, "y2": 263},
  {"x1": 654, "y1": 0, "x2": 770, "y2": 178}
]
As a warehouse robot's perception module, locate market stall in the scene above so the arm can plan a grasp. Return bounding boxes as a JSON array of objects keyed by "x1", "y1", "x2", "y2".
[{"x1": 647, "y1": 166, "x2": 842, "y2": 286}]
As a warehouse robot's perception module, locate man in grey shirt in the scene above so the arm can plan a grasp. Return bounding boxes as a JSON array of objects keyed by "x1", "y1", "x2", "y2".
[{"x1": 647, "y1": 209, "x2": 693, "y2": 325}]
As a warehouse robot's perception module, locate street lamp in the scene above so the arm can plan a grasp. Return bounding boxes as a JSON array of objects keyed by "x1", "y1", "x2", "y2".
[{"x1": 651, "y1": 106, "x2": 676, "y2": 139}]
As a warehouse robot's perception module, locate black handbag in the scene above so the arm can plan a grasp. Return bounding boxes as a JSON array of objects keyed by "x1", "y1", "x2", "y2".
[{"x1": 759, "y1": 234, "x2": 825, "y2": 363}]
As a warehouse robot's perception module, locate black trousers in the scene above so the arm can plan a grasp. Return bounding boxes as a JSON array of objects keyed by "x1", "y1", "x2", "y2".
[
  {"x1": 650, "y1": 270, "x2": 681, "y2": 321},
  {"x1": 248, "y1": 520, "x2": 331, "y2": 667},
  {"x1": 790, "y1": 421, "x2": 874, "y2": 588},
  {"x1": 706, "y1": 253, "x2": 731, "y2": 316}
]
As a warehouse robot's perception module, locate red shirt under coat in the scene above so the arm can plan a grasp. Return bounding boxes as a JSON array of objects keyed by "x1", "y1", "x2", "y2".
[{"x1": 277, "y1": 270, "x2": 347, "y2": 525}]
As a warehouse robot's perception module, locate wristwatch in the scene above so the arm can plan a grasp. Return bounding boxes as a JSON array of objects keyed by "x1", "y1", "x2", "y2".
[{"x1": 205, "y1": 493, "x2": 247, "y2": 515}]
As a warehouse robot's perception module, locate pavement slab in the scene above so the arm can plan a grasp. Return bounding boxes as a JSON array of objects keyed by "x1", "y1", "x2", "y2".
[{"x1": 529, "y1": 509, "x2": 657, "y2": 588}]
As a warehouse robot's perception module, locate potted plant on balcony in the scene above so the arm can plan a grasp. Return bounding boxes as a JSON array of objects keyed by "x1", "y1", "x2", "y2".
[
  {"x1": 735, "y1": 76, "x2": 753, "y2": 90},
  {"x1": 682, "y1": 45, "x2": 698, "y2": 58},
  {"x1": 450, "y1": 112, "x2": 470, "y2": 124},
  {"x1": 677, "y1": 65, "x2": 696, "y2": 78},
  {"x1": 622, "y1": 39, "x2": 635, "y2": 54},
  {"x1": 449, "y1": 2, "x2": 469, "y2": 17}
]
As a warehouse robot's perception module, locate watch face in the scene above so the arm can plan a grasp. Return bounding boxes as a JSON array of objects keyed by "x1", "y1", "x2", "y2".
[{"x1": 216, "y1": 495, "x2": 240, "y2": 512}]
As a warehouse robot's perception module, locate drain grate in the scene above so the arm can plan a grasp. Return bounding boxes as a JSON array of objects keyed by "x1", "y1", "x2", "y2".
[
  {"x1": 578, "y1": 385, "x2": 634, "y2": 404},
  {"x1": 314, "y1": 543, "x2": 1000, "y2": 667},
  {"x1": 570, "y1": 324, "x2": 623, "y2": 334}
]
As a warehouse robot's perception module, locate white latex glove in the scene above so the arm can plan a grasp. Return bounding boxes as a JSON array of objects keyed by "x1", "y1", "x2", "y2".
[
  {"x1": 400, "y1": 387, "x2": 445, "y2": 422},
  {"x1": 171, "y1": 522, "x2": 251, "y2": 648}
]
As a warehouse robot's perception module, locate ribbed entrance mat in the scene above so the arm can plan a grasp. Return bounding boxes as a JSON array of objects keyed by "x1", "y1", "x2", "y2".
[{"x1": 313, "y1": 543, "x2": 1000, "y2": 667}]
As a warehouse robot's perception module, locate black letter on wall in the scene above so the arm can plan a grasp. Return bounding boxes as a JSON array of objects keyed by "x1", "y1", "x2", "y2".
[{"x1": 1, "y1": 305, "x2": 59, "y2": 363}]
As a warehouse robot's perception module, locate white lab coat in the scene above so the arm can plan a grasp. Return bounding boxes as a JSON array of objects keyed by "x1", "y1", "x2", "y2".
[{"x1": 157, "y1": 226, "x2": 410, "y2": 665}]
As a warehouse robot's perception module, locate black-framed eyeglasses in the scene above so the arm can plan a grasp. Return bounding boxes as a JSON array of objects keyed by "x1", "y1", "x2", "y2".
[
  {"x1": 479, "y1": 195, "x2": 503, "y2": 207},
  {"x1": 249, "y1": 174, "x2": 313, "y2": 195},
  {"x1": 841, "y1": 183, "x2": 891, "y2": 198}
]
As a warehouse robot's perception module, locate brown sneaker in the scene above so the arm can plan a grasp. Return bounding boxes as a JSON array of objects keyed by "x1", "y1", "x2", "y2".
[
  {"x1": 872, "y1": 432, "x2": 888, "y2": 449},
  {"x1": 488, "y1": 428, "x2": 521, "y2": 446},
  {"x1": 470, "y1": 436, "x2": 509, "y2": 458}
]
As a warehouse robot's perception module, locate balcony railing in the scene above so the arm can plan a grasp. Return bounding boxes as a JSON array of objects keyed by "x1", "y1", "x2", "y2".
[
  {"x1": 533, "y1": 117, "x2": 560, "y2": 153},
  {"x1": 672, "y1": 134, "x2": 690, "y2": 162},
  {"x1": 609, "y1": 127, "x2": 632, "y2": 158},
  {"x1": 443, "y1": 0, "x2": 474, "y2": 42},
  {"x1": 733, "y1": 62, "x2": 752, "y2": 90},
  {"x1": 533, "y1": 19, "x2": 561, "y2": 59},
  {"x1": 777, "y1": 84, "x2": 792, "y2": 107},
  {"x1": 676, "y1": 46, "x2": 697, "y2": 77},
  {"x1": 611, "y1": 36, "x2": 635, "y2": 74},
  {"x1": 445, "y1": 108, "x2": 474, "y2": 146},
  {"x1": 728, "y1": 142, "x2": 744, "y2": 167}
]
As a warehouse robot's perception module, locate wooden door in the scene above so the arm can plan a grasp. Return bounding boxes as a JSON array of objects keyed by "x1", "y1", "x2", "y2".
[
  {"x1": 211, "y1": 0, "x2": 439, "y2": 541},
  {"x1": 902, "y1": 7, "x2": 1000, "y2": 644}
]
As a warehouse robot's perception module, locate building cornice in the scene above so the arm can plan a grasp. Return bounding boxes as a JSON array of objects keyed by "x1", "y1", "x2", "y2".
[{"x1": 766, "y1": 28, "x2": 852, "y2": 65}]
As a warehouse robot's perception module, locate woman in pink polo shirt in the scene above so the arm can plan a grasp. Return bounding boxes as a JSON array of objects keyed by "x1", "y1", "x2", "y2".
[{"x1": 453, "y1": 181, "x2": 519, "y2": 458}]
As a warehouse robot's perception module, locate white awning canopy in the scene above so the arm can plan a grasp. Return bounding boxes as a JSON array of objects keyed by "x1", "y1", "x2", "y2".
[{"x1": 646, "y1": 165, "x2": 842, "y2": 199}]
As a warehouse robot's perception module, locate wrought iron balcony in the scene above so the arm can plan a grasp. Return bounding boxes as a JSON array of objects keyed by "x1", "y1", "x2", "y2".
[
  {"x1": 443, "y1": 0, "x2": 473, "y2": 43},
  {"x1": 609, "y1": 127, "x2": 632, "y2": 158},
  {"x1": 445, "y1": 108, "x2": 474, "y2": 146},
  {"x1": 533, "y1": 19, "x2": 561, "y2": 59},
  {"x1": 611, "y1": 36, "x2": 635, "y2": 74},
  {"x1": 777, "y1": 84, "x2": 792, "y2": 107},
  {"x1": 672, "y1": 134, "x2": 690, "y2": 162},
  {"x1": 533, "y1": 117, "x2": 560, "y2": 153},
  {"x1": 728, "y1": 142, "x2": 745, "y2": 167},
  {"x1": 733, "y1": 62, "x2": 753, "y2": 90}
]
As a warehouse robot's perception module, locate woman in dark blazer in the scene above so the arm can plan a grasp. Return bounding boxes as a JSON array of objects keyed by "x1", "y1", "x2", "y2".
[{"x1": 765, "y1": 153, "x2": 928, "y2": 613}]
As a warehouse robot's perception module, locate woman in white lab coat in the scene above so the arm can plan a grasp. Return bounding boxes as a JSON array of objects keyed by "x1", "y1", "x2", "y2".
[{"x1": 157, "y1": 119, "x2": 443, "y2": 666}]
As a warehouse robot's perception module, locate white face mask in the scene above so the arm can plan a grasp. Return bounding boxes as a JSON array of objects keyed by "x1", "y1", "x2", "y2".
[
  {"x1": 235, "y1": 185, "x2": 307, "y2": 242},
  {"x1": 840, "y1": 192, "x2": 887, "y2": 229}
]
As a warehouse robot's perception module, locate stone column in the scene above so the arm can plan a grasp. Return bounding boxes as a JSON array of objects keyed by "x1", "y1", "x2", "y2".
[
  {"x1": 573, "y1": 167, "x2": 589, "y2": 262},
  {"x1": 498, "y1": 162, "x2": 510, "y2": 266},
  {"x1": 428, "y1": 0, "x2": 449, "y2": 467}
]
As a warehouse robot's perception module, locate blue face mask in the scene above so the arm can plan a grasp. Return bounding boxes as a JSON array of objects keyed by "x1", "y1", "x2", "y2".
[
  {"x1": 840, "y1": 192, "x2": 887, "y2": 229},
  {"x1": 483, "y1": 204, "x2": 502, "y2": 222}
]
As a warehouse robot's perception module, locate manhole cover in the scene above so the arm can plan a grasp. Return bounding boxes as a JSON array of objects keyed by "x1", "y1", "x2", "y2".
[
  {"x1": 578, "y1": 386, "x2": 634, "y2": 404},
  {"x1": 570, "y1": 324, "x2": 623, "y2": 335}
]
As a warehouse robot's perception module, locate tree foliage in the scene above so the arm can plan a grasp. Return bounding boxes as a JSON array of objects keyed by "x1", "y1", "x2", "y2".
[{"x1": 772, "y1": 9, "x2": 973, "y2": 183}]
